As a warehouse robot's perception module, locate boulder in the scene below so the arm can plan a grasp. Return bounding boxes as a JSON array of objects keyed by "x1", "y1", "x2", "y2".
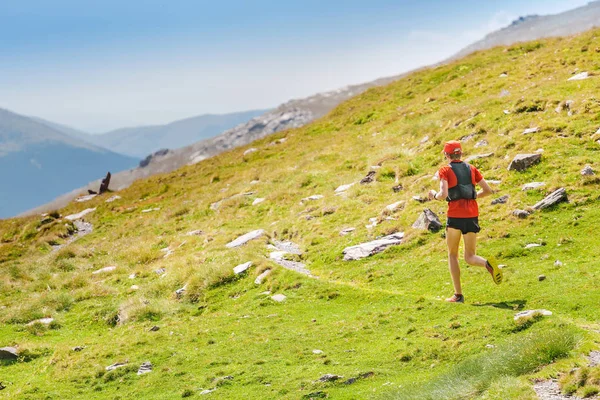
[
  {"x1": 26, "y1": 318, "x2": 54, "y2": 326},
  {"x1": 491, "y1": 195, "x2": 509, "y2": 205},
  {"x1": 75, "y1": 194, "x2": 97, "y2": 203},
  {"x1": 301, "y1": 195, "x2": 324, "y2": 202},
  {"x1": 360, "y1": 171, "x2": 376, "y2": 184},
  {"x1": 137, "y1": 361, "x2": 153, "y2": 375},
  {"x1": 522, "y1": 182, "x2": 545, "y2": 191},
  {"x1": 106, "y1": 362, "x2": 128, "y2": 371},
  {"x1": 318, "y1": 374, "x2": 343, "y2": 383},
  {"x1": 252, "y1": 198, "x2": 266, "y2": 205},
  {"x1": 65, "y1": 208, "x2": 96, "y2": 221},
  {"x1": 335, "y1": 183, "x2": 356, "y2": 194},
  {"x1": 513, "y1": 210, "x2": 530, "y2": 219},
  {"x1": 92, "y1": 266, "x2": 117, "y2": 275},
  {"x1": 0, "y1": 347, "x2": 18, "y2": 360},
  {"x1": 523, "y1": 127, "x2": 540, "y2": 135},
  {"x1": 268, "y1": 240, "x2": 302, "y2": 255},
  {"x1": 392, "y1": 185, "x2": 403, "y2": 193},
  {"x1": 507, "y1": 154, "x2": 541, "y2": 171},
  {"x1": 475, "y1": 139, "x2": 488, "y2": 148},
  {"x1": 271, "y1": 294, "x2": 287, "y2": 302},
  {"x1": 514, "y1": 309, "x2": 552, "y2": 321},
  {"x1": 532, "y1": 188, "x2": 567, "y2": 210},
  {"x1": 412, "y1": 209, "x2": 443, "y2": 232},
  {"x1": 581, "y1": 165, "x2": 595, "y2": 176},
  {"x1": 568, "y1": 72, "x2": 589, "y2": 81},
  {"x1": 339, "y1": 228, "x2": 356, "y2": 236},
  {"x1": 226, "y1": 229, "x2": 265, "y2": 248},
  {"x1": 412, "y1": 196, "x2": 427, "y2": 203},
  {"x1": 105, "y1": 195, "x2": 121, "y2": 203},
  {"x1": 385, "y1": 201, "x2": 405, "y2": 212},
  {"x1": 342, "y1": 233, "x2": 404, "y2": 261},
  {"x1": 233, "y1": 262, "x2": 253, "y2": 275},
  {"x1": 254, "y1": 269, "x2": 271, "y2": 285},
  {"x1": 243, "y1": 148, "x2": 258, "y2": 156},
  {"x1": 185, "y1": 230, "x2": 204, "y2": 236}
]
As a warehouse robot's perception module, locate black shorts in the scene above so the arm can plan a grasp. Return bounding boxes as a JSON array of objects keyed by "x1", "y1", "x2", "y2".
[{"x1": 446, "y1": 217, "x2": 481, "y2": 234}]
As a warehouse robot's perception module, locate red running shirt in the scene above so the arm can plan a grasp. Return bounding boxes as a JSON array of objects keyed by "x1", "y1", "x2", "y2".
[{"x1": 438, "y1": 161, "x2": 484, "y2": 218}]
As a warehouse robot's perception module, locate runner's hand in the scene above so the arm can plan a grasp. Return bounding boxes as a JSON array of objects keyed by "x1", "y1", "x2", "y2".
[{"x1": 428, "y1": 190, "x2": 437, "y2": 200}]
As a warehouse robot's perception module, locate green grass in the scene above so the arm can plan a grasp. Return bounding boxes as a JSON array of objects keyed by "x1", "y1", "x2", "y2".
[{"x1": 1, "y1": 29, "x2": 600, "y2": 399}]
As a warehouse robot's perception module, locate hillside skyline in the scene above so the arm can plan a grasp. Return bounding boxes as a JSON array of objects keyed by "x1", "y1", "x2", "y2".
[{"x1": 0, "y1": 0, "x2": 591, "y2": 132}]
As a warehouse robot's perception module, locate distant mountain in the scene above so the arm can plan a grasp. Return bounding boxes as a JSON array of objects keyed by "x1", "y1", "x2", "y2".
[
  {"x1": 86, "y1": 110, "x2": 270, "y2": 158},
  {"x1": 23, "y1": 2, "x2": 600, "y2": 216},
  {"x1": 0, "y1": 108, "x2": 138, "y2": 218},
  {"x1": 453, "y1": 1, "x2": 600, "y2": 59}
]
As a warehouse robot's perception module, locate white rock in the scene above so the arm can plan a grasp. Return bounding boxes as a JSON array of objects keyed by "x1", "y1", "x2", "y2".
[
  {"x1": 385, "y1": 201, "x2": 405, "y2": 212},
  {"x1": 499, "y1": 73, "x2": 508, "y2": 78},
  {"x1": 514, "y1": 309, "x2": 552, "y2": 321},
  {"x1": 313, "y1": 350, "x2": 324, "y2": 354},
  {"x1": 302, "y1": 195, "x2": 324, "y2": 202},
  {"x1": 340, "y1": 228, "x2": 356, "y2": 236},
  {"x1": 137, "y1": 361, "x2": 153, "y2": 375},
  {"x1": 335, "y1": 183, "x2": 356, "y2": 194},
  {"x1": 252, "y1": 198, "x2": 266, "y2": 206},
  {"x1": 523, "y1": 127, "x2": 540, "y2": 135},
  {"x1": 92, "y1": 266, "x2": 117, "y2": 275},
  {"x1": 522, "y1": 182, "x2": 545, "y2": 191},
  {"x1": 65, "y1": 208, "x2": 96, "y2": 221},
  {"x1": 141, "y1": 208, "x2": 160, "y2": 213},
  {"x1": 106, "y1": 362, "x2": 127, "y2": 371},
  {"x1": 233, "y1": 261, "x2": 253, "y2": 275},
  {"x1": 186, "y1": 230, "x2": 204, "y2": 236},
  {"x1": 105, "y1": 195, "x2": 121, "y2": 203},
  {"x1": 271, "y1": 294, "x2": 287, "y2": 302},
  {"x1": 366, "y1": 217, "x2": 378, "y2": 230},
  {"x1": 420, "y1": 135, "x2": 429, "y2": 144},
  {"x1": 0, "y1": 346, "x2": 19, "y2": 359},
  {"x1": 269, "y1": 251, "x2": 288, "y2": 260},
  {"x1": 243, "y1": 148, "x2": 258, "y2": 156},
  {"x1": 26, "y1": 317, "x2": 54, "y2": 326},
  {"x1": 75, "y1": 194, "x2": 97, "y2": 203},
  {"x1": 343, "y1": 233, "x2": 404, "y2": 261},
  {"x1": 129, "y1": 273, "x2": 137, "y2": 279},
  {"x1": 568, "y1": 72, "x2": 589, "y2": 81},
  {"x1": 525, "y1": 243, "x2": 542, "y2": 249},
  {"x1": 503, "y1": 110, "x2": 511, "y2": 115},
  {"x1": 200, "y1": 389, "x2": 217, "y2": 395},
  {"x1": 226, "y1": 229, "x2": 265, "y2": 248},
  {"x1": 581, "y1": 165, "x2": 595, "y2": 176},
  {"x1": 255, "y1": 269, "x2": 272, "y2": 285},
  {"x1": 554, "y1": 260, "x2": 564, "y2": 267},
  {"x1": 269, "y1": 240, "x2": 302, "y2": 255}
]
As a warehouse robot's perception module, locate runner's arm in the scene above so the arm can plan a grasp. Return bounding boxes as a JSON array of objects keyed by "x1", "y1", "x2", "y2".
[
  {"x1": 476, "y1": 178, "x2": 493, "y2": 198},
  {"x1": 429, "y1": 179, "x2": 448, "y2": 200}
]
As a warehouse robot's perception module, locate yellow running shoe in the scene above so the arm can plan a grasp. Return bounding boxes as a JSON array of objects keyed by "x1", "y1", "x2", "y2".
[{"x1": 486, "y1": 257, "x2": 503, "y2": 285}]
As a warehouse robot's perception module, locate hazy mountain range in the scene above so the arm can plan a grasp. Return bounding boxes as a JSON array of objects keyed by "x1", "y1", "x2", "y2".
[{"x1": 12, "y1": 1, "x2": 600, "y2": 217}]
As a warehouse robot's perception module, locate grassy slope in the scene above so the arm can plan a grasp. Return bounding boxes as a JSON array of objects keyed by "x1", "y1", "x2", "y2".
[{"x1": 2, "y1": 30, "x2": 600, "y2": 399}]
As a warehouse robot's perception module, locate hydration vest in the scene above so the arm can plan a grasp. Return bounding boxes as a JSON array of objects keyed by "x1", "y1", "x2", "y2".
[{"x1": 446, "y1": 162, "x2": 477, "y2": 202}]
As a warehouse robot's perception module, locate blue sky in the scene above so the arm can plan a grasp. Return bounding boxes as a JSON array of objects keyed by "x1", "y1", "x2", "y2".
[{"x1": 0, "y1": 0, "x2": 592, "y2": 132}]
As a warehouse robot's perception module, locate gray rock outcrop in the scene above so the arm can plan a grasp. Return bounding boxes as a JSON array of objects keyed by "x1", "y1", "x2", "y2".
[
  {"x1": 507, "y1": 154, "x2": 541, "y2": 171},
  {"x1": 532, "y1": 188, "x2": 567, "y2": 210},
  {"x1": 343, "y1": 232, "x2": 404, "y2": 261},
  {"x1": 491, "y1": 195, "x2": 509, "y2": 205},
  {"x1": 0, "y1": 347, "x2": 18, "y2": 360},
  {"x1": 226, "y1": 229, "x2": 265, "y2": 248},
  {"x1": 412, "y1": 209, "x2": 443, "y2": 232}
]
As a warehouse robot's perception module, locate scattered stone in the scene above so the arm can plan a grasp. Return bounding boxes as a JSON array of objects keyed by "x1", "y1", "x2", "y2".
[
  {"x1": 0, "y1": 382, "x2": 5, "y2": 390},
  {"x1": 106, "y1": 362, "x2": 128, "y2": 371},
  {"x1": 243, "y1": 148, "x2": 258, "y2": 156},
  {"x1": 360, "y1": 171, "x2": 376, "y2": 184},
  {"x1": 105, "y1": 195, "x2": 121, "y2": 203},
  {"x1": 342, "y1": 232, "x2": 404, "y2": 261},
  {"x1": 149, "y1": 326, "x2": 160, "y2": 332},
  {"x1": 532, "y1": 188, "x2": 567, "y2": 210},
  {"x1": 525, "y1": 243, "x2": 542, "y2": 249},
  {"x1": 465, "y1": 153, "x2": 494, "y2": 162},
  {"x1": 75, "y1": 194, "x2": 97, "y2": 203},
  {"x1": 420, "y1": 135, "x2": 429, "y2": 144},
  {"x1": 269, "y1": 254, "x2": 311, "y2": 275},
  {"x1": 365, "y1": 217, "x2": 378, "y2": 230},
  {"x1": 70, "y1": 346, "x2": 85, "y2": 352},
  {"x1": 589, "y1": 351, "x2": 600, "y2": 367},
  {"x1": 226, "y1": 229, "x2": 265, "y2": 248},
  {"x1": 137, "y1": 361, "x2": 153, "y2": 375},
  {"x1": 199, "y1": 388, "x2": 217, "y2": 395},
  {"x1": 141, "y1": 208, "x2": 160, "y2": 213},
  {"x1": 460, "y1": 133, "x2": 476, "y2": 142},
  {"x1": 186, "y1": 229, "x2": 204, "y2": 236},
  {"x1": 581, "y1": 165, "x2": 595, "y2": 176},
  {"x1": 568, "y1": 71, "x2": 589, "y2": 81},
  {"x1": 271, "y1": 294, "x2": 287, "y2": 302},
  {"x1": 343, "y1": 372, "x2": 375, "y2": 385},
  {"x1": 26, "y1": 317, "x2": 54, "y2": 326},
  {"x1": 252, "y1": 198, "x2": 266, "y2": 206},
  {"x1": 485, "y1": 344, "x2": 495, "y2": 349},
  {"x1": 268, "y1": 240, "x2": 302, "y2": 255},
  {"x1": 211, "y1": 192, "x2": 254, "y2": 210},
  {"x1": 233, "y1": 261, "x2": 253, "y2": 275},
  {"x1": 0, "y1": 347, "x2": 18, "y2": 360},
  {"x1": 65, "y1": 208, "x2": 96, "y2": 221},
  {"x1": 412, "y1": 196, "x2": 427, "y2": 203},
  {"x1": 130, "y1": 285, "x2": 139, "y2": 290},
  {"x1": 92, "y1": 266, "x2": 117, "y2": 275},
  {"x1": 522, "y1": 182, "x2": 545, "y2": 191},
  {"x1": 538, "y1": 275, "x2": 546, "y2": 281},
  {"x1": 507, "y1": 154, "x2": 541, "y2": 171},
  {"x1": 475, "y1": 139, "x2": 488, "y2": 148},
  {"x1": 385, "y1": 201, "x2": 405, "y2": 212},
  {"x1": 339, "y1": 228, "x2": 356, "y2": 236},
  {"x1": 514, "y1": 309, "x2": 552, "y2": 321},
  {"x1": 503, "y1": 110, "x2": 511, "y2": 115},
  {"x1": 335, "y1": 183, "x2": 356, "y2": 194},
  {"x1": 313, "y1": 350, "x2": 324, "y2": 355},
  {"x1": 175, "y1": 286, "x2": 187, "y2": 298},
  {"x1": 491, "y1": 195, "x2": 509, "y2": 205},
  {"x1": 523, "y1": 127, "x2": 540, "y2": 135},
  {"x1": 318, "y1": 374, "x2": 343, "y2": 383},
  {"x1": 255, "y1": 269, "x2": 272, "y2": 285},
  {"x1": 513, "y1": 209, "x2": 530, "y2": 219},
  {"x1": 392, "y1": 184, "x2": 403, "y2": 193},
  {"x1": 302, "y1": 195, "x2": 324, "y2": 203},
  {"x1": 412, "y1": 209, "x2": 443, "y2": 232},
  {"x1": 533, "y1": 379, "x2": 574, "y2": 400},
  {"x1": 499, "y1": 73, "x2": 508, "y2": 78},
  {"x1": 554, "y1": 260, "x2": 563, "y2": 267},
  {"x1": 129, "y1": 273, "x2": 137, "y2": 279}
]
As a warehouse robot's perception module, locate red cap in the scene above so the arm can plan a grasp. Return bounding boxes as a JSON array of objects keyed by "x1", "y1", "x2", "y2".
[{"x1": 443, "y1": 140, "x2": 462, "y2": 154}]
